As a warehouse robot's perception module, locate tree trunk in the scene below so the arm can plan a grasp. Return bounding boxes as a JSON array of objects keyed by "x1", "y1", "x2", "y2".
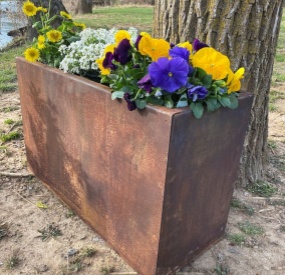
[
  {"x1": 20, "y1": 0, "x2": 67, "y2": 41},
  {"x1": 153, "y1": 0, "x2": 284, "y2": 186},
  {"x1": 74, "y1": 0, "x2": 93, "y2": 15}
]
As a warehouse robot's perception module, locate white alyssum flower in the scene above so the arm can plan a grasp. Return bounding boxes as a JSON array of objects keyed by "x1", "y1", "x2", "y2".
[{"x1": 59, "y1": 27, "x2": 138, "y2": 75}]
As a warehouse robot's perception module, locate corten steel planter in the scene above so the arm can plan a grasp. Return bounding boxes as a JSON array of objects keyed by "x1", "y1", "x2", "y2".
[{"x1": 16, "y1": 57, "x2": 253, "y2": 275}]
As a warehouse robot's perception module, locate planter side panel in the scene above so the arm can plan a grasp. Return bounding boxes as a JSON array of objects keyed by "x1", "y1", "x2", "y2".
[
  {"x1": 16, "y1": 58, "x2": 175, "y2": 275},
  {"x1": 157, "y1": 94, "x2": 253, "y2": 271}
]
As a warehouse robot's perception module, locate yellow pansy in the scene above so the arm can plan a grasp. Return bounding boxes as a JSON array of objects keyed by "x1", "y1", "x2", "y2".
[
  {"x1": 46, "y1": 30, "x2": 62, "y2": 43},
  {"x1": 24, "y1": 47, "x2": 40, "y2": 62},
  {"x1": 104, "y1": 44, "x2": 116, "y2": 54},
  {"x1": 138, "y1": 35, "x2": 170, "y2": 61},
  {"x1": 192, "y1": 47, "x2": 231, "y2": 80},
  {"x1": 227, "y1": 67, "x2": 245, "y2": 93},
  {"x1": 60, "y1": 11, "x2": 72, "y2": 19},
  {"x1": 115, "y1": 30, "x2": 131, "y2": 46},
  {"x1": 96, "y1": 57, "x2": 111, "y2": 75},
  {"x1": 22, "y1": 1, "x2": 38, "y2": 17},
  {"x1": 177, "y1": 41, "x2": 193, "y2": 54}
]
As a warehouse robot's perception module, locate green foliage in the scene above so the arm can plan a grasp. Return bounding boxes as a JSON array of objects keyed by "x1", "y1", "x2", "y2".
[
  {"x1": 38, "y1": 224, "x2": 62, "y2": 241},
  {"x1": 100, "y1": 266, "x2": 116, "y2": 275},
  {"x1": 80, "y1": 247, "x2": 97, "y2": 258},
  {"x1": 238, "y1": 221, "x2": 264, "y2": 236},
  {"x1": 230, "y1": 198, "x2": 255, "y2": 216},
  {"x1": 226, "y1": 233, "x2": 246, "y2": 245},
  {"x1": 4, "y1": 250, "x2": 20, "y2": 270},
  {"x1": 0, "y1": 131, "x2": 21, "y2": 142},
  {"x1": 247, "y1": 180, "x2": 277, "y2": 197},
  {"x1": 0, "y1": 44, "x2": 27, "y2": 92}
]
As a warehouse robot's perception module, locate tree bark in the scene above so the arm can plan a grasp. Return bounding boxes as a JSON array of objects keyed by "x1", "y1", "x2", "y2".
[
  {"x1": 153, "y1": 0, "x2": 284, "y2": 186},
  {"x1": 73, "y1": 0, "x2": 93, "y2": 15},
  {"x1": 20, "y1": 0, "x2": 67, "y2": 41}
]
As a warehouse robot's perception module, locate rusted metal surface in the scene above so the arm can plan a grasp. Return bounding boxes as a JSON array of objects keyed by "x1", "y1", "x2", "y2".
[{"x1": 17, "y1": 57, "x2": 253, "y2": 275}]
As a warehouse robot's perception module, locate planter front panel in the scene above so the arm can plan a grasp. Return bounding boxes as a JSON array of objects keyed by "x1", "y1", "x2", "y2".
[{"x1": 17, "y1": 58, "x2": 180, "y2": 274}]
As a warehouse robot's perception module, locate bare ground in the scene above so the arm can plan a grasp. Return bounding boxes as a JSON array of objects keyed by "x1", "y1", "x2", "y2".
[{"x1": 0, "y1": 83, "x2": 285, "y2": 275}]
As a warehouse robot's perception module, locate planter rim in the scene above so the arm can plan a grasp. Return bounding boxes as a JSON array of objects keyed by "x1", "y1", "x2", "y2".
[{"x1": 16, "y1": 57, "x2": 252, "y2": 117}]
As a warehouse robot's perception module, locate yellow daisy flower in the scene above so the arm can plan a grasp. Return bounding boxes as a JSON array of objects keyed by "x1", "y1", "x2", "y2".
[
  {"x1": 37, "y1": 42, "x2": 45, "y2": 49},
  {"x1": 138, "y1": 35, "x2": 170, "y2": 61},
  {"x1": 115, "y1": 30, "x2": 131, "y2": 45},
  {"x1": 38, "y1": 35, "x2": 45, "y2": 43},
  {"x1": 22, "y1": 1, "x2": 38, "y2": 17},
  {"x1": 73, "y1": 22, "x2": 86, "y2": 29},
  {"x1": 24, "y1": 47, "x2": 40, "y2": 62},
  {"x1": 96, "y1": 57, "x2": 111, "y2": 75},
  {"x1": 192, "y1": 47, "x2": 231, "y2": 80},
  {"x1": 227, "y1": 67, "x2": 245, "y2": 93},
  {"x1": 37, "y1": 7, "x2": 48, "y2": 13},
  {"x1": 46, "y1": 30, "x2": 62, "y2": 43},
  {"x1": 60, "y1": 11, "x2": 72, "y2": 19}
]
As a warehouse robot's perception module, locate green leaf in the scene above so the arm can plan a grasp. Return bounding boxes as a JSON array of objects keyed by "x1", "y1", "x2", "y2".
[
  {"x1": 190, "y1": 102, "x2": 204, "y2": 119},
  {"x1": 135, "y1": 99, "x2": 147, "y2": 109},
  {"x1": 66, "y1": 36, "x2": 80, "y2": 44},
  {"x1": 111, "y1": 91, "x2": 125, "y2": 100},
  {"x1": 202, "y1": 74, "x2": 213, "y2": 88},
  {"x1": 206, "y1": 97, "x2": 222, "y2": 112},
  {"x1": 196, "y1": 67, "x2": 207, "y2": 79},
  {"x1": 176, "y1": 93, "x2": 188, "y2": 108},
  {"x1": 164, "y1": 95, "x2": 174, "y2": 108},
  {"x1": 219, "y1": 96, "x2": 232, "y2": 107},
  {"x1": 228, "y1": 94, "x2": 239, "y2": 109},
  {"x1": 146, "y1": 96, "x2": 164, "y2": 106},
  {"x1": 107, "y1": 74, "x2": 119, "y2": 80}
]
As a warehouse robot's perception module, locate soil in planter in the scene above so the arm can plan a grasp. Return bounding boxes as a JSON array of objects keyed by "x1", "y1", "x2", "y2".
[{"x1": 0, "y1": 88, "x2": 285, "y2": 274}]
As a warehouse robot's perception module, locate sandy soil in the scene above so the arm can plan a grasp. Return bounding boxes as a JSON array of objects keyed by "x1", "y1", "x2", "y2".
[{"x1": 0, "y1": 83, "x2": 285, "y2": 275}]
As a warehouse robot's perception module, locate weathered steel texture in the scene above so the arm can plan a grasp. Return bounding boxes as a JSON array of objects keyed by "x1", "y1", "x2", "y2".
[{"x1": 17, "y1": 57, "x2": 253, "y2": 275}]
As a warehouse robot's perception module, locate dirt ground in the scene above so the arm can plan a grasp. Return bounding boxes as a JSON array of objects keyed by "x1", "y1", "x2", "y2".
[{"x1": 0, "y1": 80, "x2": 285, "y2": 274}]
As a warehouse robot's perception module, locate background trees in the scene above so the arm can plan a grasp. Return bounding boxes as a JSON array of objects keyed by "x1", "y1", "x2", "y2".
[{"x1": 153, "y1": 0, "x2": 284, "y2": 186}]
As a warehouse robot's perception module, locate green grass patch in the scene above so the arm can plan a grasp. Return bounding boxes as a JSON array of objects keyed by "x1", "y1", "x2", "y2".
[
  {"x1": 230, "y1": 198, "x2": 255, "y2": 216},
  {"x1": 0, "y1": 131, "x2": 21, "y2": 142},
  {"x1": 238, "y1": 221, "x2": 264, "y2": 236},
  {"x1": 1, "y1": 106, "x2": 20, "y2": 113},
  {"x1": 4, "y1": 119, "x2": 15, "y2": 125},
  {"x1": 226, "y1": 233, "x2": 246, "y2": 245},
  {"x1": 75, "y1": 6, "x2": 153, "y2": 33},
  {"x1": 38, "y1": 224, "x2": 62, "y2": 241},
  {"x1": 4, "y1": 250, "x2": 21, "y2": 270},
  {"x1": 247, "y1": 180, "x2": 277, "y2": 197},
  {"x1": 0, "y1": 44, "x2": 27, "y2": 92}
]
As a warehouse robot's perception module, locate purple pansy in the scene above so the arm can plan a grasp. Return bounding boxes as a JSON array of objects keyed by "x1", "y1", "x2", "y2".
[
  {"x1": 137, "y1": 74, "x2": 152, "y2": 93},
  {"x1": 193, "y1": 38, "x2": 209, "y2": 52},
  {"x1": 169, "y1": 46, "x2": 190, "y2": 62},
  {"x1": 148, "y1": 57, "x2": 189, "y2": 93},
  {"x1": 103, "y1": 52, "x2": 117, "y2": 70},
  {"x1": 187, "y1": 85, "x2": 208, "y2": 102},
  {"x1": 123, "y1": 93, "x2": 137, "y2": 111},
  {"x1": 114, "y1": 38, "x2": 132, "y2": 65},
  {"x1": 135, "y1": 35, "x2": 142, "y2": 49}
]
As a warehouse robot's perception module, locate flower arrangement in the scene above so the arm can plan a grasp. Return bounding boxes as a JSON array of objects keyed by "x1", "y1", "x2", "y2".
[
  {"x1": 22, "y1": 0, "x2": 86, "y2": 67},
  {"x1": 22, "y1": 1, "x2": 244, "y2": 118}
]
